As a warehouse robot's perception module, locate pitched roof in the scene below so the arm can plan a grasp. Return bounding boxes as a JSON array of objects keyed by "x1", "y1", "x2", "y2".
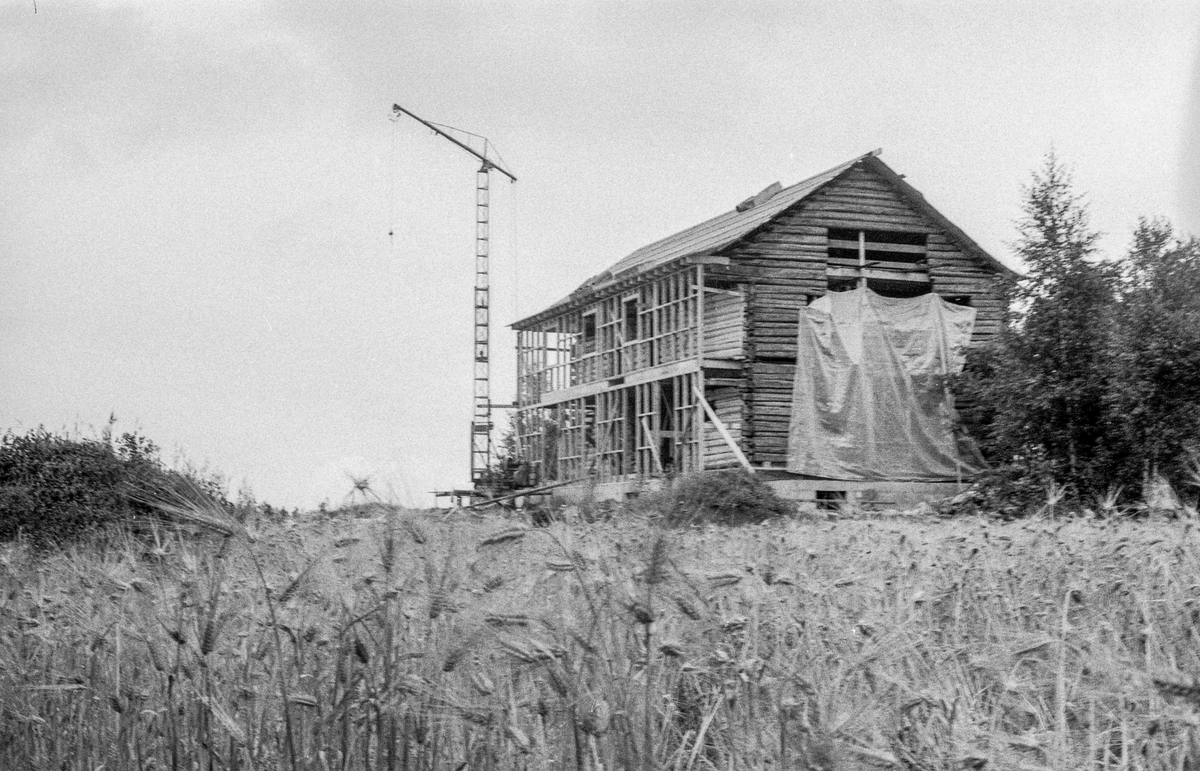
[
  {"x1": 599, "y1": 151, "x2": 873, "y2": 281},
  {"x1": 514, "y1": 150, "x2": 1011, "y2": 328}
]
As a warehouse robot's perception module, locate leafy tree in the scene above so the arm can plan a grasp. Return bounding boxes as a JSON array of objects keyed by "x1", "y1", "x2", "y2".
[{"x1": 1105, "y1": 219, "x2": 1200, "y2": 493}]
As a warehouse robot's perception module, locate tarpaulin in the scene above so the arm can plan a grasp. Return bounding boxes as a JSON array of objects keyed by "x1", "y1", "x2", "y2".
[{"x1": 786, "y1": 287, "x2": 984, "y2": 481}]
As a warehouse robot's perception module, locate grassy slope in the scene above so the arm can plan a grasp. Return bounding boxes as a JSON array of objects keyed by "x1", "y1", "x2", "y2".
[{"x1": 1, "y1": 510, "x2": 1198, "y2": 770}]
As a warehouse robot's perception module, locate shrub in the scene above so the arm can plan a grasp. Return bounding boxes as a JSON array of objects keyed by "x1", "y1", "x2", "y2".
[
  {"x1": 0, "y1": 428, "x2": 227, "y2": 545},
  {"x1": 652, "y1": 469, "x2": 795, "y2": 526}
]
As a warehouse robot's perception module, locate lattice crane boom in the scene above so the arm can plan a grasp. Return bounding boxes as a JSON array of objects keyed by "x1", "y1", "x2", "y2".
[{"x1": 390, "y1": 103, "x2": 516, "y2": 492}]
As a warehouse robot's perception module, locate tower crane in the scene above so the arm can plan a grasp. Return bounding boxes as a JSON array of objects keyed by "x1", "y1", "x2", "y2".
[{"x1": 390, "y1": 103, "x2": 517, "y2": 495}]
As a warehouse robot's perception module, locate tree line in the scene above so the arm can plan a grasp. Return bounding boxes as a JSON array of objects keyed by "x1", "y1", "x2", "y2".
[{"x1": 956, "y1": 152, "x2": 1200, "y2": 507}]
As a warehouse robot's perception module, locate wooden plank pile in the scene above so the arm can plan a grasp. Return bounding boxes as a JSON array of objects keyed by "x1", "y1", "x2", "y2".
[{"x1": 743, "y1": 361, "x2": 796, "y2": 465}]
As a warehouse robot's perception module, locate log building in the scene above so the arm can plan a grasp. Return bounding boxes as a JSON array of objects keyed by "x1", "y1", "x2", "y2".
[{"x1": 511, "y1": 150, "x2": 1012, "y2": 504}]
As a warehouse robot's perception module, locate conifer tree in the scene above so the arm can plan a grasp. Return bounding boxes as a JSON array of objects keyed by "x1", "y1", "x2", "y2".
[{"x1": 958, "y1": 153, "x2": 1115, "y2": 496}]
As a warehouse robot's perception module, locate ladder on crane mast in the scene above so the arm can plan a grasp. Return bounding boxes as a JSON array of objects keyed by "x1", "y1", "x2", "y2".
[{"x1": 390, "y1": 103, "x2": 517, "y2": 495}]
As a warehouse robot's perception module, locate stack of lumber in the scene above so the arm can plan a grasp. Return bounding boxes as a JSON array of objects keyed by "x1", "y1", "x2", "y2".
[{"x1": 744, "y1": 361, "x2": 796, "y2": 465}]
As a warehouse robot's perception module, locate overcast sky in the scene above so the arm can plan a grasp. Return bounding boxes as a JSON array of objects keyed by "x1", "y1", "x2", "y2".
[{"x1": 3, "y1": 1, "x2": 1199, "y2": 508}]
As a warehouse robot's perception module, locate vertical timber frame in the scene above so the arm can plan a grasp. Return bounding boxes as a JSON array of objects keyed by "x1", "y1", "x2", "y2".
[
  {"x1": 513, "y1": 264, "x2": 704, "y2": 485},
  {"x1": 695, "y1": 263, "x2": 706, "y2": 472}
]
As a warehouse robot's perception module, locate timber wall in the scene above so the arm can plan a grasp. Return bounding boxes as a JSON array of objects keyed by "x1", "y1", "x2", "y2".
[{"x1": 719, "y1": 164, "x2": 1005, "y2": 467}]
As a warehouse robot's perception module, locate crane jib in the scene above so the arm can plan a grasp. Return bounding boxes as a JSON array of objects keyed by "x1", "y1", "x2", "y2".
[
  {"x1": 391, "y1": 104, "x2": 517, "y2": 183},
  {"x1": 390, "y1": 101, "x2": 517, "y2": 496}
]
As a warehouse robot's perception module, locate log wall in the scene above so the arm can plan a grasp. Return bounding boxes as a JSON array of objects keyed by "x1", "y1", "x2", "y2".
[
  {"x1": 722, "y1": 164, "x2": 1005, "y2": 466},
  {"x1": 702, "y1": 290, "x2": 746, "y2": 360}
]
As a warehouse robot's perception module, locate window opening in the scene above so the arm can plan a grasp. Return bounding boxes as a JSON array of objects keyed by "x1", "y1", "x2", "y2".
[
  {"x1": 826, "y1": 228, "x2": 930, "y2": 295},
  {"x1": 659, "y1": 379, "x2": 676, "y2": 472},
  {"x1": 816, "y1": 490, "x2": 846, "y2": 511},
  {"x1": 582, "y1": 312, "x2": 597, "y2": 354},
  {"x1": 867, "y1": 279, "x2": 932, "y2": 298},
  {"x1": 828, "y1": 228, "x2": 928, "y2": 265},
  {"x1": 623, "y1": 297, "x2": 639, "y2": 342},
  {"x1": 584, "y1": 395, "x2": 597, "y2": 454}
]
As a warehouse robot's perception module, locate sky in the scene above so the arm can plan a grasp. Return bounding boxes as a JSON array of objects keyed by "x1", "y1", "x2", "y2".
[{"x1": 3, "y1": 1, "x2": 1199, "y2": 508}]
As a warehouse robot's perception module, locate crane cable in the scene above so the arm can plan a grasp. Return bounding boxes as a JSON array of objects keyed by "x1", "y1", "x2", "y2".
[
  {"x1": 511, "y1": 163, "x2": 521, "y2": 325},
  {"x1": 388, "y1": 115, "x2": 399, "y2": 251}
]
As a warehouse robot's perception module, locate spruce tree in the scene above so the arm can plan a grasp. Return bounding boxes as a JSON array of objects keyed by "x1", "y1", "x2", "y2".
[
  {"x1": 1013, "y1": 153, "x2": 1115, "y2": 487},
  {"x1": 958, "y1": 153, "x2": 1115, "y2": 497}
]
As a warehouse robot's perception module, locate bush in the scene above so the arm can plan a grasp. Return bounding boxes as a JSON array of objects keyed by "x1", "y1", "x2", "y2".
[
  {"x1": 0, "y1": 428, "x2": 227, "y2": 545},
  {"x1": 651, "y1": 469, "x2": 795, "y2": 526}
]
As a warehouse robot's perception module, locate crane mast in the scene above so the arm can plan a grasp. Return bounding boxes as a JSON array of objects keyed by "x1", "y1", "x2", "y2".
[{"x1": 390, "y1": 103, "x2": 517, "y2": 494}]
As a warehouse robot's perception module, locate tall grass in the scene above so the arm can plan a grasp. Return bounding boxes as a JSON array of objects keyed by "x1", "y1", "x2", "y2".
[{"x1": 2, "y1": 507, "x2": 1200, "y2": 769}]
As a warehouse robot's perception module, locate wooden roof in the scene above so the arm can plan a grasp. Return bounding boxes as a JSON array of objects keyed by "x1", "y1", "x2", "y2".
[{"x1": 514, "y1": 150, "x2": 1011, "y2": 328}]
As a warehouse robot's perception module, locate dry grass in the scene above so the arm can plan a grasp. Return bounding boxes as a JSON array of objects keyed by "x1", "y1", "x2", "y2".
[{"x1": 2, "y1": 506, "x2": 1200, "y2": 770}]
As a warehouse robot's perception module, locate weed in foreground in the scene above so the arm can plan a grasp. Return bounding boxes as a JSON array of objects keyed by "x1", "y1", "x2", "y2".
[{"x1": 643, "y1": 469, "x2": 796, "y2": 527}]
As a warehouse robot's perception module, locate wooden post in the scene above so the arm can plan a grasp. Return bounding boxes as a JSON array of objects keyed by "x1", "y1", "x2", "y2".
[
  {"x1": 461, "y1": 478, "x2": 577, "y2": 509},
  {"x1": 858, "y1": 229, "x2": 867, "y2": 289},
  {"x1": 692, "y1": 384, "x2": 754, "y2": 473},
  {"x1": 695, "y1": 265, "x2": 706, "y2": 472},
  {"x1": 640, "y1": 416, "x2": 665, "y2": 474}
]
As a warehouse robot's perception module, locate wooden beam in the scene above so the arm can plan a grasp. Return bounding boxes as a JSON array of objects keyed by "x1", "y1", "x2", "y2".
[
  {"x1": 461, "y1": 478, "x2": 576, "y2": 509},
  {"x1": 641, "y1": 416, "x2": 665, "y2": 474},
  {"x1": 827, "y1": 238, "x2": 927, "y2": 254},
  {"x1": 624, "y1": 358, "x2": 700, "y2": 387},
  {"x1": 857, "y1": 229, "x2": 867, "y2": 290},
  {"x1": 695, "y1": 264, "x2": 706, "y2": 471},
  {"x1": 515, "y1": 357, "x2": 706, "y2": 410},
  {"x1": 827, "y1": 266, "x2": 931, "y2": 282},
  {"x1": 692, "y1": 385, "x2": 754, "y2": 473}
]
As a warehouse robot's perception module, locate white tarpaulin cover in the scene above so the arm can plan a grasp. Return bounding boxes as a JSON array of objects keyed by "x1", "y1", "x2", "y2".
[{"x1": 786, "y1": 287, "x2": 984, "y2": 481}]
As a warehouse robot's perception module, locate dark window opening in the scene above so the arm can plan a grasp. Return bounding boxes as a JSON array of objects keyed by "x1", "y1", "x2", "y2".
[
  {"x1": 829, "y1": 228, "x2": 927, "y2": 246},
  {"x1": 584, "y1": 396, "x2": 597, "y2": 450},
  {"x1": 870, "y1": 230, "x2": 928, "y2": 247},
  {"x1": 623, "y1": 298, "x2": 639, "y2": 342},
  {"x1": 944, "y1": 295, "x2": 972, "y2": 307},
  {"x1": 867, "y1": 279, "x2": 932, "y2": 298},
  {"x1": 867, "y1": 248, "x2": 926, "y2": 265},
  {"x1": 659, "y1": 380, "x2": 676, "y2": 472},
  {"x1": 816, "y1": 490, "x2": 846, "y2": 511},
  {"x1": 827, "y1": 277, "x2": 858, "y2": 293},
  {"x1": 828, "y1": 246, "x2": 861, "y2": 262},
  {"x1": 582, "y1": 313, "x2": 597, "y2": 353},
  {"x1": 827, "y1": 228, "x2": 929, "y2": 265}
]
